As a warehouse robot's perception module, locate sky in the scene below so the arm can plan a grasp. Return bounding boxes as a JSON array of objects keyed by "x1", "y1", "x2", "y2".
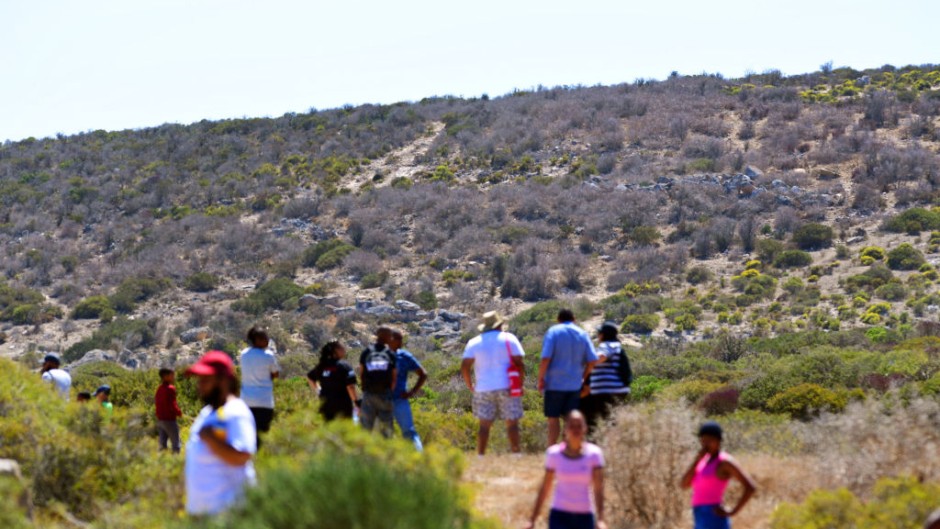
[{"x1": 1, "y1": 0, "x2": 937, "y2": 142}]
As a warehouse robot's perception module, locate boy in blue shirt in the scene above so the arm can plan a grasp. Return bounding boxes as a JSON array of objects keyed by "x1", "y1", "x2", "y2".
[{"x1": 389, "y1": 329, "x2": 427, "y2": 451}]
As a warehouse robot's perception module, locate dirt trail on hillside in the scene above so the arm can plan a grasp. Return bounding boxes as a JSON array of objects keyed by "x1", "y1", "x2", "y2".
[{"x1": 343, "y1": 122, "x2": 445, "y2": 191}]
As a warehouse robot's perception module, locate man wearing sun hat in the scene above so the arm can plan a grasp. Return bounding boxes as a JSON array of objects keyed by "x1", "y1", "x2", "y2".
[
  {"x1": 184, "y1": 351, "x2": 257, "y2": 516},
  {"x1": 461, "y1": 311, "x2": 526, "y2": 455}
]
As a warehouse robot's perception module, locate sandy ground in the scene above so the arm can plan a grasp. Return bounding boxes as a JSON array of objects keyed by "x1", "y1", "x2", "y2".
[{"x1": 466, "y1": 452, "x2": 818, "y2": 529}]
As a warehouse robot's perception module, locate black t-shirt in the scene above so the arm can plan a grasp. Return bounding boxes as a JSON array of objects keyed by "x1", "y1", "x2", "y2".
[{"x1": 308, "y1": 361, "x2": 357, "y2": 403}]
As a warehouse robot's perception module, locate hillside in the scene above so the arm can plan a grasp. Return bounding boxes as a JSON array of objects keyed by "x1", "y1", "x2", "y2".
[
  {"x1": 1, "y1": 64, "x2": 939, "y2": 366},
  {"x1": 2, "y1": 64, "x2": 940, "y2": 529}
]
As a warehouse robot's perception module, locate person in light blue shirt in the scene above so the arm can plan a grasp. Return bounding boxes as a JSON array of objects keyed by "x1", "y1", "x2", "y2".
[
  {"x1": 389, "y1": 329, "x2": 427, "y2": 451},
  {"x1": 538, "y1": 309, "x2": 598, "y2": 446},
  {"x1": 239, "y1": 327, "x2": 279, "y2": 450}
]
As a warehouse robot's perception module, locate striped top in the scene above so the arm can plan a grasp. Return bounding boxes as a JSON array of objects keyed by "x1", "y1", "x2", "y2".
[{"x1": 589, "y1": 342, "x2": 631, "y2": 394}]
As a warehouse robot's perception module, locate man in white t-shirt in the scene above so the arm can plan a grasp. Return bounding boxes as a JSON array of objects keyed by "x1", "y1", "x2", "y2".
[
  {"x1": 239, "y1": 327, "x2": 280, "y2": 450},
  {"x1": 185, "y1": 350, "x2": 257, "y2": 516},
  {"x1": 40, "y1": 354, "x2": 71, "y2": 401},
  {"x1": 461, "y1": 311, "x2": 526, "y2": 455}
]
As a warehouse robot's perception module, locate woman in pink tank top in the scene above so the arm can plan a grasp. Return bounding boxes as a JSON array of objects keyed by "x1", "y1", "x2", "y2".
[{"x1": 680, "y1": 422, "x2": 756, "y2": 529}]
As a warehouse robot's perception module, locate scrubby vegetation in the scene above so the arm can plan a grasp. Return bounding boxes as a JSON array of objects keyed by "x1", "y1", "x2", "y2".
[{"x1": 2, "y1": 63, "x2": 940, "y2": 528}]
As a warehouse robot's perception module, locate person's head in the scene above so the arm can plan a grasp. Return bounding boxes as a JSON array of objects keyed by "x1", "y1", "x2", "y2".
[
  {"x1": 564, "y1": 410, "x2": 588, "y2": 444},
  {"x1": 185, "y1": 351, "x2": 237, "y2": 408},
  {"x1": 698, "y1": 421, "x2": 723, "y2": 454},
  {"x1": 247, "y1": 326, "x2": 270, "y2": 349},
  {"x1": 76, "y1": 392, "x2": 91, "y2": 403},
  {"x1": 596, "y1": 321, "x2": 619, "y2": 342},
  {"x1": 925, "y1": 509, "x2": 940, "y2": 529},
  {"x1": 319, "y1": 340, "x2": 346, "y2": 363},
  {"x1": 41, "y1": 353, "x2": 61, "y2": 372},
  {"x1": 375, "y1": 326, "x2": 394, "y2": 347},
  {"x1": 557, "y1": 309, "x2": 576, "y2": 323},
  {"x1": 477, "y1": 311, "x2": 505, "y2": 333},
  {"x1": 389, "y1": 330, "x2": 404, "y2": 351},
  {"x1": 159, "y1": 368, "x2": 175, "y2": 384},
  {"x1": 94, "y1": 385, "x2": 111, "y2": 403}
]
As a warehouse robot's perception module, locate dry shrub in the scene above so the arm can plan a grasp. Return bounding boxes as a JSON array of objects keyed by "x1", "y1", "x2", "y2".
[
  {"x1": 600, "y1": 403, "x2": 699, "y2": 529},
  {"x1": 806, "y1": 397, "x2": 940, "y2": 494}
]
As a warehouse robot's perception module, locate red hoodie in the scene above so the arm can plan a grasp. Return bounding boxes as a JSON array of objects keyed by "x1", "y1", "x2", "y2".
[{"x1": 155, "y1": 383, "x2": 183, "y2": 421}]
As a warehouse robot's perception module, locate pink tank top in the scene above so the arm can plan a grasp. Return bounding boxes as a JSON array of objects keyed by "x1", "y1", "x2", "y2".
[{"x1": 691, "y1": 451, "x2": 729, "y2": 507}]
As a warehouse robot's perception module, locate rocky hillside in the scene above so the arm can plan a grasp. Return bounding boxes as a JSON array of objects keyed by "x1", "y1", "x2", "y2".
[{"x1": 1, "y1": 64, "x2": 940, "y2": 367}]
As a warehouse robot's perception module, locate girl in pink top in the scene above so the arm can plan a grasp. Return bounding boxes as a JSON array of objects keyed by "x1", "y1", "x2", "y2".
[
  {"x1": 680, "y1": 422, "x2": 756, "y2": 529},
  {"x1": 526, "y1": 411, "x2": 607, "y2": 529}
]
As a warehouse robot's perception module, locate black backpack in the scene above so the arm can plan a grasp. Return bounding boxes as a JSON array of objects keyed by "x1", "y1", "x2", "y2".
[
  {"x1": 614, "y1": 345, "x2": 634, "y2": 387},
  {"x1": 360, "y1": 345, "x2": 395, "y2": 394}
]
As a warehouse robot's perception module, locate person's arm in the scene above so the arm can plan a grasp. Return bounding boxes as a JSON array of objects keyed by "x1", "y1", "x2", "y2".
[
  {"x1": 170, "y1": 387, "x2": 183, "y2": 418},
  {"x1": 199, "y1": 426, "x2": 252, "y2": 466},
  {"x1": 306, "y1": 378, "x2": 319, "y2": 393},
  {"x1": 537, "y1": 358, "x2": 551, "y2": 392},
  {"x1": 581, "y1": 360, "x2": 598, "y2": 388},
  {"x1": 460, "y1": 358, "x2": 475, "y2": 392},
  {"x1": 404, "y1": 367, "x2": 428, "y2": 399},
  {"x1": 525, "y1": 469, "x2": 556, "y2": 529},
  {"x1": 716, "y1": 459, "x2": 757, "y2": 517},
  {"x1": 593, "y1": 466, "x2": 607, "y2": 529},
  {"x1": 347, "y1": 384, "x2": 360, "y2": 407},
  {"x1": 270, "y1": 356, "x2": 280, "y2": 380},
  {"x1": 680, "y1": 449, "x2": 708, "y2": 489}
]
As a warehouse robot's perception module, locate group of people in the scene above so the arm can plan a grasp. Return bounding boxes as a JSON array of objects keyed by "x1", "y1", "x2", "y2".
[{"x1": 37, "y1": 312, "x2": 765, "y2": 528}]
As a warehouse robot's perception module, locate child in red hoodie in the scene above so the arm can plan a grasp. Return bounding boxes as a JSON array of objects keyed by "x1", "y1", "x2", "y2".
[{"x1": 155, "y1": 368, "x2": 183, "y2": 453}]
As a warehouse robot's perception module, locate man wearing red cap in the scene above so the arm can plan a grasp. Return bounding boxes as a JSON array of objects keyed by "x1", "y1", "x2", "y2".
[{"x1": 184, "y1": 351, "x2": 258, "y2": 516}]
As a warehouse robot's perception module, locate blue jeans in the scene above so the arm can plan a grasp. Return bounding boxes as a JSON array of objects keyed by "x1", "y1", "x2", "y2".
[
  {"x1": 393, "y1": 398, "x2": 423, "y2": 451},
  {"x1": 693, "y1": 505, "x2": 731, "y2": 529}
]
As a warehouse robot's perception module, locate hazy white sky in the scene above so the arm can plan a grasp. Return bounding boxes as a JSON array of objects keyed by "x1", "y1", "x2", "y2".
[{"x1": 1, "y1": 0, "x2": 937, "y2": 141}]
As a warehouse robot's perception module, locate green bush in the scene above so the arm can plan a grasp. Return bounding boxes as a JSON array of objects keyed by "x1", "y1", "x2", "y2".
[
  {"x1": 622, "y1": 313, "x2": 660, "y2": 334},
  {"x1": 774, "y1": 250, "x2": 813, "y2": 268},
  {"x1": 685, "y1": 265, "x2": 713, "y2": 285},
  {"x1": 186, "y1": 422, "x2": 493, "y2": 529},
  {"x1": 301, "y1": 238, "x2": 355, "y2": 269},
  {"x1": 873, "y1": 282, "x2": 908, "y2": 301},
  {"x1": 792, "y1": 223, "x2": 834, "y2": 250},
  {"x1": 884, "y1": 207, "x2": 940, "y2": 233},
  {"x1": 64, "y1": 317, "x2": 157, "y2": 362},
  {"x1": 0, "y1": 281, "x2": 49, "y2": 323},
  {"x1": 72, "y1": 295, "x2": 113, "y2": 319},
  {"x1": 232, "y1": 278, "x2": 304, "y2": 315},
  {"x1": 629, "y1": 226, "x2": 662, "y2": 246},
  {"x1": 886, "y1": 243, "x2": 925, "y2": 270},
  {"x1": 771, "y1": 475, "x2": 940, "y2": 529},
  {"x1": 859, "y1": 246, "x2": 886, "y2": 261},
  {"x1": 360, "y1": 271, "x2": 389, "y2": 289},
  {"x1": 630, "y1": 375, "x2": 671, "y2": 401},
  {"x1": 766, "y1": 383, "x2": 847, "y2": 419},
  {"x1": 756, "y1": 238, "x2": 785, "y2": 263},
  {"x1": 184, "y1": 272, "x2": 220, "y2": 292},
  {"x1": 109, "y1": 276, "x2": 172, "y2": 314}
]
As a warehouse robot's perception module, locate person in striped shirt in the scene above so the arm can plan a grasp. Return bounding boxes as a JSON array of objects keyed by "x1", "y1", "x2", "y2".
[{"x1": 579, "y1": 321, "x2": 632, "y2": 432}]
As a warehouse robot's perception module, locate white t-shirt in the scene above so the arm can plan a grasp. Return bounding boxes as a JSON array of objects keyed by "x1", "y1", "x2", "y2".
[
  {"x1": 239, "y1": 347, "x2": 280, "y2": 409},
  {"x1": 41, "y1": 369, "x2": 72, "y2": 401},
  {"x1": 462, "y1": 330, "x2": 525, "y2": 392},
  {"x1": 185, "y1": 397, "x2": 257, "y2": 515}
]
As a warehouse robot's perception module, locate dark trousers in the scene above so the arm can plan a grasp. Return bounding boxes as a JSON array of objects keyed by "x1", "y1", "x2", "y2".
[
  {"x1": 156, "y1": 420, "x2": 181, "y2": 453},
  {"x1": 579, "y1": 393, "x2": 628, "y2": 432},
  {"x1": 249, "y1": 407, "x2": 274, "y2": 449},
  {"x1": 549, "y1": 509, "x2": 595, "y2": 529}
]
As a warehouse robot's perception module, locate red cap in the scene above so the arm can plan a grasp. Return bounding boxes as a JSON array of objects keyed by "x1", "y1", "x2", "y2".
[{"x1": 185, "y1": 351, "x2": 236, "y2": 378}]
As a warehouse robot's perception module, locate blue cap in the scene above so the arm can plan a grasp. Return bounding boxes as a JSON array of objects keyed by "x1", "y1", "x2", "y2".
[
  {"x1": 94, "y1": 385, "x2": 111, "y2": 396},
  {"x1": 698, "y1": 421, "x2": 723, "y2": 440}
]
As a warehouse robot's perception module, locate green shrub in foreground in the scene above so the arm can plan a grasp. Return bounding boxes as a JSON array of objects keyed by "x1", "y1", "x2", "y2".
[
  {"x1": 186, "y1": 422, "x2": 496, "y2": 529},
  {"x1": 886, "y1": 243, "x2": 925, "y2": 271}
]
